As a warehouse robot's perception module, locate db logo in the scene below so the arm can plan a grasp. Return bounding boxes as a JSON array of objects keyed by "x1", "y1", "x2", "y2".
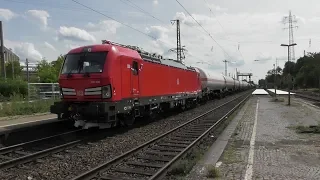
[{"x1": 77, "y1": 90, "x2": 84, "y2": 96}]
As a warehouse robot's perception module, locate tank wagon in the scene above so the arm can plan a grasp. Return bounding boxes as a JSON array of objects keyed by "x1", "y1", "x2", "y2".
[{"x1": 50, "y1": 40, "x2": 252, "y2": 129}]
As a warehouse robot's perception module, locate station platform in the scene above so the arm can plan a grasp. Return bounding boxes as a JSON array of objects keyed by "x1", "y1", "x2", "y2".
[
  {"x1": 267, "y1": 88, "x2": 296, "y2": 95},
  {"x1": 0, "y1": 114, "x2": 58, "y2": 136},
  {"x1": 186, "y1": 93, "x2": 320, "y2": 180},
  {"x1": 252, "y1": 89, "x2": 268, "y2": 95}
]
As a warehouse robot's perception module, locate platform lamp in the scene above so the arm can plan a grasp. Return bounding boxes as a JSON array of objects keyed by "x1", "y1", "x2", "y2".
[{"x1": 281, "y1": 43, "x2": 297, "y2": 106}]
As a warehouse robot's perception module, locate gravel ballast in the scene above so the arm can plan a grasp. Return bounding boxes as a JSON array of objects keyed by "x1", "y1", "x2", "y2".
[{"x1": 0, "y1": 91, "x2": 249, "y2": 180}]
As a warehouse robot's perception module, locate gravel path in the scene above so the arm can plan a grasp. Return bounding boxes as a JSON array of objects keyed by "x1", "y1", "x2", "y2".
[{"x1": 0, "y1": 91, "x2": 248, "y2": 180}]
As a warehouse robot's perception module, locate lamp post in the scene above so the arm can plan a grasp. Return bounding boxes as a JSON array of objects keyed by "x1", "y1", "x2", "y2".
[
  {"x1": 273, "y1": 63, "x2": 277, "y2": 99},
  {"x1": 281, "y1": 43, "x2": 297, "y2": 106}
]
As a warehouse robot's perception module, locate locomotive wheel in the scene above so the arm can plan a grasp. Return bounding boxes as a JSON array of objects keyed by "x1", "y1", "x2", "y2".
[
  {"x1": 119, "y1": 111, "x2": 136, "y2": 126},
  {"x1": 58, "y1": 113, "x2": 70, "y2": 120},
  {"x1": 151, "y1": 109, "x2": 160, "y2": 119}
]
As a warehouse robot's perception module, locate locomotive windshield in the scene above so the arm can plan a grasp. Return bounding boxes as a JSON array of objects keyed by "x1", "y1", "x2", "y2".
[{"x1": 61, "y1": 52, "x2": 108, "y2": 74}]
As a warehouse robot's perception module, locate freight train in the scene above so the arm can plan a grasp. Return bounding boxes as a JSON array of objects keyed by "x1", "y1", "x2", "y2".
[{"x1": 50, "y1": 40, "x2": 254, "y2": 129}]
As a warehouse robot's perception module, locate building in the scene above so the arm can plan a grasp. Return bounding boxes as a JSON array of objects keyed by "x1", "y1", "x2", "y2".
[
  {"x1": 1, "y1": 46, "x2": 38, "y2": 80},
  {"x1": 3, "y1": 46, "x2": 20, "y2": 63}
]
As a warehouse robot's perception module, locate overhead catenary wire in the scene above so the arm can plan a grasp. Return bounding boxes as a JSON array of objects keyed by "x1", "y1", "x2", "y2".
[
  {"x1": 118, "y1": 0, "x2": 209, "y2": 62},
  {"x1": 120, "y1": 0, "x2": 166, "y2": 24},
  {"x1": 105, "y1": 0, "x2": 237, "y2": 65},
  {"x1": 202, "y1": 0, "x2": 237, "y2": 43},
  {"x1": 174, "y1": 0, "x2": 232, "y2": 60},
  {"x1": 71, "y1": 0, "x2": 159, "y2": 41},
  {"x1": 70, "y1": 0, "x2": 205, "y2": 63},
  {"x1": 201, "y1": 0, "x2": 245, "y2": 62},
  {"x1": 4, "y1": 0, "x2": 233, "y2": 65}
]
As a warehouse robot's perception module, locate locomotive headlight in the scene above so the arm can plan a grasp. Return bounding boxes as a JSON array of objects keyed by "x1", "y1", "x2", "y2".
[{"x1": 102, "y1": 85, "x2": 111, "y2": 99}]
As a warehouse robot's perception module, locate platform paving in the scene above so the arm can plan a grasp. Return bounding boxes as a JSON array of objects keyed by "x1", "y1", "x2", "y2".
[
  {"x1": 267, "y1": 89, "x2": 296, "y2": 95},
  {"x1": 185, "y1": 95, "x2": 320, "y2": 180},
  {"x1": 0, "y1": 113, "x2": 57, "y2": 128},
  {"x1": 252, "y1": 89, "x2": 268, "y2": 95}
]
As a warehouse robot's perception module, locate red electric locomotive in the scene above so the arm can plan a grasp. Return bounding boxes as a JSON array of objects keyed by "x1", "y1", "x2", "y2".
[{"x1": 50, "y1": 40, "x2": 202, "y2": 129}]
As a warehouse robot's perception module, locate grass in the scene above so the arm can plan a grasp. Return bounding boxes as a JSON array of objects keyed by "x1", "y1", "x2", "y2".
[
  {"x1": 220, "y1": 142, "x2": 240, "y2": 164},
  {"x1": 206, "y1": 165, "x2": 221, "y2": 178},
  {"x1": 0, "y1": 94, "x2": 57, "y2": 118},
  {"x1": 168, "y1": 147, "x2": 205, "y2": 176}
]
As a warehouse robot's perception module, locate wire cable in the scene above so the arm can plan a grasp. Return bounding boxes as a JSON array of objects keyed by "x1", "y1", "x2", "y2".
[
  {"x1": 121, "y1": 0, "x2": 167, "y2": 24},
  {"x1": 175, "y1": 0, "x2": 232, "y2": 59},
  {"x1": 71, "y1": 0, "x2": 157, "y2": 41}
]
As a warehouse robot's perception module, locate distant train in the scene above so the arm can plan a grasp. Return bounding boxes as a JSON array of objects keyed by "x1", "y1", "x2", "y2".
[{"x1": 50, "y1": 40, "x2": 254, "y2": 129}]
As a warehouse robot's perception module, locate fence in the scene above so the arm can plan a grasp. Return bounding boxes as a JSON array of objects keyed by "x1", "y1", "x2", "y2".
[{"x1": 28, "y1": 83, "x2": 60, "y2": 100}]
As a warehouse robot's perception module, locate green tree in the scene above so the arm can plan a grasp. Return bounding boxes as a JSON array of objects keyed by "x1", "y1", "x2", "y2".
[
  {"x1": 35, "y1": 55, "x2": 65, "y2": 83},
  {"x1": 36, "y1": 59, "x2": 57, "y2": 83},
  {"x1": 282, "y1": 61, "x2": 296, "y2": 76},
  {"x1": 258, "y1": 79, "x2": 266, "y2": 88},
  {"x1": 51, "y1": 54, "x2": 64, "y2": 77},
  {"x1": 5, "y1": 60, "x2": 23, "y2": 78}
]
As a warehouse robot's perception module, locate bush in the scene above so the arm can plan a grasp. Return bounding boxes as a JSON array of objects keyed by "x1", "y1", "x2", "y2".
[
  {"x1": 0, "y1": 79, "x2": 28, "y2": 100},
  {"x1": 0, "y1": 94, "x2": 56, "y2": 117}
]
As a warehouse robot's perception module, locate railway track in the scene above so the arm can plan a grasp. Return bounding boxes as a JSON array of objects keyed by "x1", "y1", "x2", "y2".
[
  {"x1": 0, "y1": 129, "x2": 87, "y2": 170},
  {"x1": 294, "y1": 93, "x2": 320, "y2": 103},
  {"x1": 71, "y1": 90, "x2": 252, "y2": 180}
]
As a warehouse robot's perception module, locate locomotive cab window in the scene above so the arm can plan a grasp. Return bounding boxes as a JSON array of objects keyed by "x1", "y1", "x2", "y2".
[
  {"x1": 132, "y1": 61, "x2": 139, "y2": 75},
  {"x1": 61, "y1": 52, "x2": 108, "y2": 74}
]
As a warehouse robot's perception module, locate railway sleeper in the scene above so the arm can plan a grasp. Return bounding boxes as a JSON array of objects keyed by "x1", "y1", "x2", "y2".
[
  {"x1": 100, "y1": 174, "x2": 141, "y2": 180},
  {"x1": 126, "y1": 162, "x2": 164, "y2": 168},
  {"x1": 137, "y1": 155, "x2": 172, "y2": 162},
  {"x1": 169, "y1": 137, "x2": 194, "y2": 142},
  {"x1": 151, "y1": 146, "x2": 184, "y2": 152},
  {"x1": 164, "y1": 140, "x2": 191, "y2": 145},
  {"x1": 113, "y1": 167, "x2": 155, "y2": 176},
  {"x1": 145, "y1": 150, "x2": 178, "y2": 157},
  {"x1": 158, "y1": 143, "x2": 188, "y2": 148}
]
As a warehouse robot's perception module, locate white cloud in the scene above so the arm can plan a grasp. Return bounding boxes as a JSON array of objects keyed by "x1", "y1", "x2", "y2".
[
  {"x1": 4, "y1": 40, "x2": 43, "y2": 62},
  {"x1": 153, "y1": 0, "x2": 159, "y2": 6},
  {"x1": 207, "y1": 4, "x2": 228, "y2": 12},
  {"x1": 65, "y1": 44, "x2": 81, "y2": 50},
  {"x1": 57, "y1": 26, "x2": 96, "y2": 42},
  {"x1": 86, "y1": 20, "x2": 121, "y2": 34},
  {"x1": 145, "y1": 26, "x2": 169, "y2": 39},
  {"x1": 254, "y1": 53, "x2": 273, "y2": 64},
  {"x1": 135, "y1": 10, "x2": 298, "y2": 78},
  {"x1": 0, "y1": 9, "x2": 16, "y2": 21},
  {"x1": 44, "y1": 42, "x2": 56, "y2": 51},
  {"x1": 84, "y1": 20, "x2": 122, "y2": 44},
  {"x1": 26, "y1": 10, "x2": 50, "y2": 28}
]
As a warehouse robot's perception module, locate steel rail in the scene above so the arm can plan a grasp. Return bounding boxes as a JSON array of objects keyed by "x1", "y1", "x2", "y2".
[
  {"x1": 71, "y1": 90, "x2": 252, "y2": 180},
  {"x1": 0, "y1": 129, "x2": 85, "y2": 170},
  {"x1": 150, "y1": 92, "x2": 251, "y2": 179},
  {"x1": 294, "y1": 93, "x2": 320, "y2": 102}
]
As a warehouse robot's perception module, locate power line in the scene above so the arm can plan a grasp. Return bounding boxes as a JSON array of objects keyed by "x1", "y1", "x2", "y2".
[
  {"x1": 71, "y1": 0, "x2": 210, "y2": 64},
  {"x1": 175, "y1": 0, "x2": 232, "y2": 60},
  {"x1": 202, "y1": 0, "x2": 234, "y2": 42},
  {"x1": 120, "y1": 0, "x2": 166, "y2": 24},
  {"x1": 118, "y1": 0, "x2": 210, "y2": 62},
  {"x1": 201, "y1": 0, "x2": 244, "y2": 62},
  {"x1": 71, "y1": 0, "x2": 157, "y2": 41}
]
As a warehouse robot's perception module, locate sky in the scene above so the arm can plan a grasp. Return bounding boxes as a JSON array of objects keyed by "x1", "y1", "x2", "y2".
[{"x1": 1, "y1": 0, "x2": 320, "y2": 83}]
